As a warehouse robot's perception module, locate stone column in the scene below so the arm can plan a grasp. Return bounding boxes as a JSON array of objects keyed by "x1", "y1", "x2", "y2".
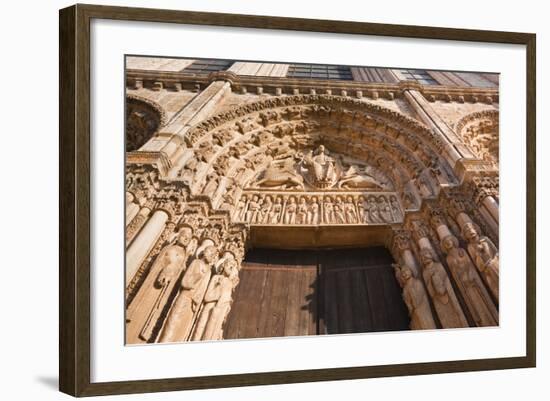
[
  {"x1": 482, "y1": 195, "x2": 499, "y2": 224},
  {"x1": 473, "y1": 191, "x2": 499, "y2": 236},
  {"x1": 467, "y1": 177, "x2": 499, "y2": 232},
  {"x1": 126, "y1": 209, "x2": 169, "y2": 284},
  {"x1": 126, "y1": 203, "x2": 152, "y2": 247},
  {"x1": 126, "y1": 192, "x2": 140, "y2": 225}
]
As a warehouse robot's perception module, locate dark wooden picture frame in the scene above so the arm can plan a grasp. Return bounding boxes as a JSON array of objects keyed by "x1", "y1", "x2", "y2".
[{"x1": 59, "y1": 3, "x2": 536, "y2": 397}]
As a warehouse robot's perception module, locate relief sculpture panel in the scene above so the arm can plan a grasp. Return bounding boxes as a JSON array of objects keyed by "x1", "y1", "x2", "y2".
[
  {"x1": 123, "y1": 57, "x2": 500, "y2": 345},
  {"x1": 234, "y1": 191, "x2": 403, "y2": 226}
]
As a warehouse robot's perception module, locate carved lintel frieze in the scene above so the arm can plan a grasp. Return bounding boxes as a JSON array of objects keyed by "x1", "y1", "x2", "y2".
[{"x1": 234, "y1": 190, "x2": 403, "y2": 226}]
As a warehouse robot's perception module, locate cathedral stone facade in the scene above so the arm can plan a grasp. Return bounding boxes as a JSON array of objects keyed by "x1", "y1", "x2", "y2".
[{"x1": 124, "y1": 57, "x2": 499, "y2": 344}]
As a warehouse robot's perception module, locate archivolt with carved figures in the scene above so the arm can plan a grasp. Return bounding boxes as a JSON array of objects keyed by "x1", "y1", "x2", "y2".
[{"x1": 124, "y1": 94, "x2": 499, "y2": 343}]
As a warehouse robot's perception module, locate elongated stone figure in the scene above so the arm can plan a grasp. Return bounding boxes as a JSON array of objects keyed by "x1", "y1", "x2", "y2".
[
  {"x1": 462, "y1": 222, "x2": 499, "y2": 302},
  {"x1": 393, "y1": 263, "x2": 436, "y2": 330},
  {"x1": 192, "y1": 257, "x2": 240, "y2": 341},
  {"x1": 420, "y1": 248, "x2": 468, "y2": 328},
  {"x1": 126, "y1": 226, "x2": 196, "y2": 343},
  {"x1": 158, "y1": 245, "x2": 219, "y2": 343},
  {"x1": 441, "y1": 235, "x2": 498, "y2": 327}
]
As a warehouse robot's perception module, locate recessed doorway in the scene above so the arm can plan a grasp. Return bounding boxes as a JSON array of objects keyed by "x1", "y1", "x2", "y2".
[{"x1": 224, "y1": 247, "x2": 410, "y2": 339}]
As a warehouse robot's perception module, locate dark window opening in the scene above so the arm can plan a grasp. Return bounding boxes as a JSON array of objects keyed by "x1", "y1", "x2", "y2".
[
  {"x1": 287, "y1": 64, "x2": 353, "y2": 80},
  {"x1": 398, "y1": 69, "x2": 438, "y2": 85},
  {"x1": 182, "y1": 59, "x2": 234, "y2": 74}
]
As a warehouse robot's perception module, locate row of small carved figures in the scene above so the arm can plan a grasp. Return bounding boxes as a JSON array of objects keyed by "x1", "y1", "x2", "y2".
[{"x1": 234, "y1": 194, "x2": 402, "y2": 225}]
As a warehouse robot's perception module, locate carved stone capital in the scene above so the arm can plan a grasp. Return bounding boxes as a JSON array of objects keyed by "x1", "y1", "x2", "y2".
[{"x1": 392, "y1": 230, "x2": 412, "y2": 253}]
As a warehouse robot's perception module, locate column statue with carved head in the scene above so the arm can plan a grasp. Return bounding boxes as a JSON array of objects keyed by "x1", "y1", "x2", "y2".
[
  {"x1": 440, "y1": 234, "x2": 498, "y2": 326},
  {"x1": 126, "y1": 223, "x2": 198, "y2": 343},
  {"x1": 158, "y1": 236, "x2": 220, "y2": 343},
  {"x1": 191, "y1": 254, "x2": 240, "y2": 341},
  {"x1": 462, "y1": 222, "x2": 499, "y2": 302},
  {"x1": 419, "y1": 247, "x2": 468, "y2": 328},
  {"x1": 393, "y1": 262, "x2": 436, "y2": 330}
]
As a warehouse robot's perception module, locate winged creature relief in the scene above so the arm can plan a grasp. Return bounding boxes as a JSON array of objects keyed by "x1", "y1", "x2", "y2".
[
  {"x1": 337, "y1": 165, "x2": 389, "y2": 190},
  {"x1": 251, "y1": 157, "x2": 305, "y2": 189},
  {"x1": 248, "y1": 144, "x2": 391, "y2": 191}
]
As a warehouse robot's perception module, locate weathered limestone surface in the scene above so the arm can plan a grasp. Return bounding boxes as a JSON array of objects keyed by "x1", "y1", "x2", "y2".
[{"x1": 124, "y1": 59, "x2": 499, "y2": 343}]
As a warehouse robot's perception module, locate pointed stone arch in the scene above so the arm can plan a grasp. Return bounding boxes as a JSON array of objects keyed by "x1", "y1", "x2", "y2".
[{"x1": 174, "y1": 95, "x2": 458, "y2": 220}]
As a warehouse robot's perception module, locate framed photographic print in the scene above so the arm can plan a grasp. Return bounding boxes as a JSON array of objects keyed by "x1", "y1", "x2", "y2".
[{"x1": 59, "y1": 4, "x2": 536, "y2": 397}]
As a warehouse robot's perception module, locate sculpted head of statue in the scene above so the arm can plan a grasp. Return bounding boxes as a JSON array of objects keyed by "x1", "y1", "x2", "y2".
[
  {"x1": 202, "y1": 245, "x2": 219, "y2": 264},
  {"x1": 222, "y1": 258, "x2": 239, "y2": 279},
  {"x1": 462, "y1": 222, "x2": 480, "y2": 243},
  {"x1": 177, "y1": 226, "x2": 194, "y2": 247},
  {"x1": 441, "y1": 235, "x2": 459, "y2": 253},
  {"x1": 401, "y1": 266, "x2": 413, "y2": 281},
  {"x1": 420, "y1": 248, "x2": 435, "y2": 266}
]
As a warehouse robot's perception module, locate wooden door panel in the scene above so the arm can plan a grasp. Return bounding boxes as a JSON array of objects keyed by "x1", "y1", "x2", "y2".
[
  {"x1": 224, "y1": 249, "x2": 317, "y2": 339},
  {"x1": 321, "y1": 247, "x2": 410, "y2": 334},
  {"x1": 223, "y1": 263, "x2": 267, "y2": 339},
  {"x1": 224, "y1": 247, "x2": 409, "y2": 340}
]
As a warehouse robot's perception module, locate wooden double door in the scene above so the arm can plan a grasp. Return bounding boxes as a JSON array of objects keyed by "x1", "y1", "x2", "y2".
[{"x1": 224, "y1": 247, "x2": 410, "y2": 339}]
